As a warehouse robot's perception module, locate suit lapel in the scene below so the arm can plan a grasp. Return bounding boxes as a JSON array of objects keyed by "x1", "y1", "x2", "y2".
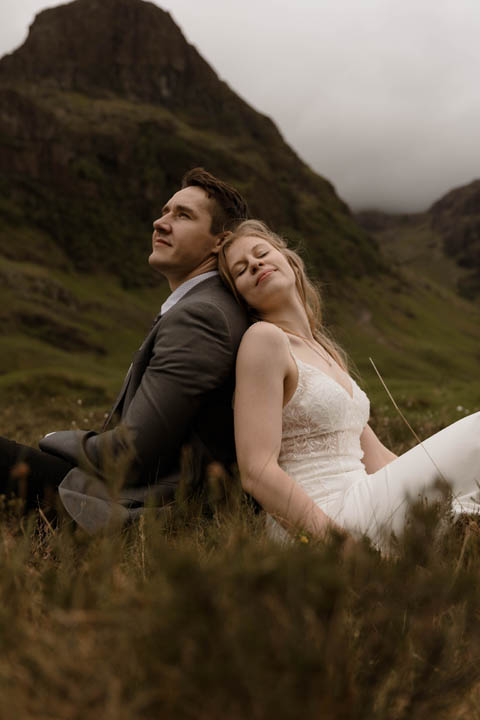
[
  {"x1": 102, "y1": 276, "x2": 222, "y2": 429},
  {"x1": 102, "y1": 313, "x2": 164, "y2": 429}
]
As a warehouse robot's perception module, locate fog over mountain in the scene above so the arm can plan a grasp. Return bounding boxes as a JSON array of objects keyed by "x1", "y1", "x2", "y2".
[{"x1": 1, "y1": 0, "x2": 479, "y2": 212}]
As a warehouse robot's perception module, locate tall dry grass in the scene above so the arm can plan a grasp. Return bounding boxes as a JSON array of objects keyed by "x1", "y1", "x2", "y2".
[
  {"x1": 0, "y1": 484, "x2": 480, "y2": 719},
  {"x1": 1, "y1": 400, "x2": 480, "y2": 719}
]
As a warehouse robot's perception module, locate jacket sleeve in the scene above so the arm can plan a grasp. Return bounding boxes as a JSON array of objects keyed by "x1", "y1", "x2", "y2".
[{"x1": 41, "y1": 300, "x2": 236, "y2": 480}]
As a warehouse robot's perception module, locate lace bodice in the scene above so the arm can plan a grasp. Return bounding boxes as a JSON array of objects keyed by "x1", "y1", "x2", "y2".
[{"x1": 279, "y1": 358, "x2": 370, "y2": 492}]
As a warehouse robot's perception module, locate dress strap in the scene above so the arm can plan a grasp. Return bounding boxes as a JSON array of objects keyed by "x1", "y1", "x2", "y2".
[
  {"x1": 281, "y1": 333, "x2": 303, "y2": 409},
  {"x1": 283, "y1": 332, "x2": 297, "y2": 359}
]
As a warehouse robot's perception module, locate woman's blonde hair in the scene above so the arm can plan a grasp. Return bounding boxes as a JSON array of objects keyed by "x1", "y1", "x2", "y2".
[{"x1": 218, "y1": 219, "x2": 348, "y2": 371}]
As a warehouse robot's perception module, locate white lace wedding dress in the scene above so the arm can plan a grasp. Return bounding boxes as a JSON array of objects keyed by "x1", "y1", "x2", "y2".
[{"x1": 268, "y1": 353, "x2": 480, "y2": 548}]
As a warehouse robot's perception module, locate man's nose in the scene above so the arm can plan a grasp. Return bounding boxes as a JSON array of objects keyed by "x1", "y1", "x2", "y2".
[{"x1": 153, "y1": 216, "x2": 170, "y2": 231}]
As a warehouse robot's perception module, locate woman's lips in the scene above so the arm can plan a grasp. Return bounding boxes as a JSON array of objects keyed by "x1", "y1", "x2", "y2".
[{"x1": 256, "y1": 269, "x2": 275, "y2": 285}]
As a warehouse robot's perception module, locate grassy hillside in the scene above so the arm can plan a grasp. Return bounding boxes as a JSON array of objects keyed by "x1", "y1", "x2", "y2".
[
  {"x1": 355, "y1": 211, "x2": 467, "y2": 293},
  {"x1": 0, "y1": 250, "x2": 168, "y2": 444},
  {"x1": 1, "y1": 237, "x2": 479, "y2": 451},
  {"x1": 334, "y1": 270, "x2": 480, "y2": 450}
]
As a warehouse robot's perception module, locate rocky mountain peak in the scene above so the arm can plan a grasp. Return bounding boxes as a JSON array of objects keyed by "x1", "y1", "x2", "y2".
[{"x1": 0, "y1": 0, "x2": 219, "y2": 108}]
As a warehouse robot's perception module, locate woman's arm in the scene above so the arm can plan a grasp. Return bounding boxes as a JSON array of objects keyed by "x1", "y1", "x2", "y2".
[
  {"x1": 360, "y1": 423, "x2": 397, "y2": 474},
  {"x1": 234, "y1": 323, "x2": 338, "y2": 538}
]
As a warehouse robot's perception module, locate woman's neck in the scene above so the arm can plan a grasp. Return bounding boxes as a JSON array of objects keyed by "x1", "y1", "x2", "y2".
[{"x1": 259, "y1": 295, "x2": 313, "y2": 339}]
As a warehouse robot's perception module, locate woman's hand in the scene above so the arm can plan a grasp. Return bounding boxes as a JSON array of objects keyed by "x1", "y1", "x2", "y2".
[{"x1": 360, "y1": 424, "x2": 397, "y2": 474}]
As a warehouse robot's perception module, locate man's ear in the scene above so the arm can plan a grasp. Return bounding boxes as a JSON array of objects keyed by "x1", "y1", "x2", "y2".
[{"x1": 212, "y1": 230, "x2": 232, "y2": 255}]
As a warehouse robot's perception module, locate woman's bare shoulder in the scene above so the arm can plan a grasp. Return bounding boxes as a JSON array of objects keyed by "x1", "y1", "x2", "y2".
[
  {"x1": 240, "y1": 321, "x2": 287, "y2": 348},
  {"x1": 237, "y1": 322, "x2": 289, "y2": 366}
]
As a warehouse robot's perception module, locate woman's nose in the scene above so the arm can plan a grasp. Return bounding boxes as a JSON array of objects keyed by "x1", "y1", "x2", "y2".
[{"x1": 250, "y1": 258, "x2": 263, "y2": 273}]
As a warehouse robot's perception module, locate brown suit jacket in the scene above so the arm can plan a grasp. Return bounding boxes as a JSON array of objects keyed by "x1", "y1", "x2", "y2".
[{"x1": 40, "y1": 276, "x2": 248, "y2": 532}]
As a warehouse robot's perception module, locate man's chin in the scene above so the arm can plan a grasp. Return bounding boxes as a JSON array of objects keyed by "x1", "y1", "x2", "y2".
[{"x1": 148, "y1": 253, "x2": 167, "y2": 274}]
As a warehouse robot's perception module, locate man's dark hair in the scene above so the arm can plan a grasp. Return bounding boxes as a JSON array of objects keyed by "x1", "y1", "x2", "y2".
[{"x1": 181, "y1": 167, "x2": 249, "y2": 234}]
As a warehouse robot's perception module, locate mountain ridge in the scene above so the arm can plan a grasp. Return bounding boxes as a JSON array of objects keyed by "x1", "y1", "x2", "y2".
[{"x1": 356, "y1": 179, "x2": 480, "y2": 299}]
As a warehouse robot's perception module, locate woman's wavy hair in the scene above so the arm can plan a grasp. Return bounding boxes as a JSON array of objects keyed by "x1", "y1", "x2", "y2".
[{"x1": 218, "y1": 219, "x2": 348, "y2": 371}]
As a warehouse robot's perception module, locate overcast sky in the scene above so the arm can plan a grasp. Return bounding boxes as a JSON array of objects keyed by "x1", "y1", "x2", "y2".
[{"x1": 1, "y1": 0, "x2": 479, "y2": 212}]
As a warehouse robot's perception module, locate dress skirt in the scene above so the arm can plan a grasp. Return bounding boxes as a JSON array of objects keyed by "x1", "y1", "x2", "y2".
[{"x1": 269, "y1": 412, "x2": 480, "y2": 549}]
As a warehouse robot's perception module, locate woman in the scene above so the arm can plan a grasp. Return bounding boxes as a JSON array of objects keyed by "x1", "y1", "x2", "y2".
[{"x1": 218, "y1": 220, "x2": 480, "y2": 549}]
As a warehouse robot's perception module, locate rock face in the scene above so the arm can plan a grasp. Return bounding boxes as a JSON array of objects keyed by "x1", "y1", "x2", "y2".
[
  {"x1": 0, "y1": 0, "x2": 267, "y2": 134},
  {"x1": 0, "y1": 0, "x2": 379, "y2": 285},
  {"x1": 429, "y1": 181, "x2": 480, "y2": 299},
  {"x1": 1, "y1": 0, "x2": 201, "y2": 98},
  {"x1": 430, "y1": 181, "x2": 480, "y2": 260},
  {"x1": 356, "y1": 180, "x2": 480, "y2": 300}
]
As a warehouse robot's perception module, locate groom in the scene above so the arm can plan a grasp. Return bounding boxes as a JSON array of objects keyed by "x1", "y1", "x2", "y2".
[{"x1": 0, "y1": 168, "x2": 249, "y2": 531}]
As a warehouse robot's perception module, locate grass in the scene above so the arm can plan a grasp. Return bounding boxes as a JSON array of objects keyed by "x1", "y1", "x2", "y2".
[{"x1": 1, "y1": 483, "x2": 480, "y2": 719}]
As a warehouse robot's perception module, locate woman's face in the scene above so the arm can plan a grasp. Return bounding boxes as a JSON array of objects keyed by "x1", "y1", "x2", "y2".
[{"x1": 226, "y1": 234, "x2": 296, "y2": 310}]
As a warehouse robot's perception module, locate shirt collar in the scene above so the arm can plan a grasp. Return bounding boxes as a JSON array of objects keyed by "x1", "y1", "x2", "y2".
[{"x1": 160, "y1": 270, "x2": 219, "y2": 316}]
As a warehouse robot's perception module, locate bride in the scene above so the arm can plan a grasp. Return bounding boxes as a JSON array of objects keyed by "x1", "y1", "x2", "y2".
[{"x1": 218, "y1": 220, "x2": 480, "y2": 548}]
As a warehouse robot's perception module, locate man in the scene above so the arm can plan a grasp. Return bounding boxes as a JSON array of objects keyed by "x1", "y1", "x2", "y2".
[{"x1": 0, "y1": 168, "x2": 249, "y2": 531}]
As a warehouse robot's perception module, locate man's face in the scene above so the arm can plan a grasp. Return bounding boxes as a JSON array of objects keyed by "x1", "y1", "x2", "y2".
[{"x1": 149, "y1": 186, "x2": 220, "y2": 289}]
